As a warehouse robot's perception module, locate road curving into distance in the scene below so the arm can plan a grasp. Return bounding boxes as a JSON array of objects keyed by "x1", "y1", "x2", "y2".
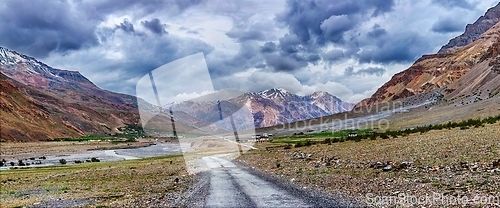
[{"x1": 181, "y1": 155, "x2": 362, "y2": 207}]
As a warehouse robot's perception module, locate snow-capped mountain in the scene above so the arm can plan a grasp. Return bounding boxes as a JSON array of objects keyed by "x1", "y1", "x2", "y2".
[
  {"x1": 248, "y1": 88, "x2": 354, "y2": 127},
  {"x1": 171, "y1": 88, "x2": 354, "y2": 129},
  {"x1": 0, "y1": 46, "x2": 143, "y2": 141}
]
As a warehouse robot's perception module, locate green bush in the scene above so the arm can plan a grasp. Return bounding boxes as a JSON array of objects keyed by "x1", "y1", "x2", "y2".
[
  {"x1": 59, "y1": 159, "x2": 67, "y2": 165},
  {"x1": 91, "y1": 157, "x2": 100, "y2": 162},
  {"x1": 295, "y1": 142, "x2": 304, "y2": 148},
  {"x1": 323, "y1": 138, "x2": 332, "y2": 144}
]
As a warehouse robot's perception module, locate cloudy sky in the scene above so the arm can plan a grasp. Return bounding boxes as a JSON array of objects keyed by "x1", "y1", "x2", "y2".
[{"x1": 0, "y1": 0, "x2": 498, "y2": 103}]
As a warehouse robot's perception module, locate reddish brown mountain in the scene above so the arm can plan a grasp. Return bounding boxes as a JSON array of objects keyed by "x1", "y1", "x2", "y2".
[
  {"x1": 0, "y1": 47, "x2": 141, "y2": 141},
  {"x1": 356, "y1": 3, "x2": 500, "y2": 109},
  {"x1": 438, "y1": 2, "x2": 500, "y2": 54}
]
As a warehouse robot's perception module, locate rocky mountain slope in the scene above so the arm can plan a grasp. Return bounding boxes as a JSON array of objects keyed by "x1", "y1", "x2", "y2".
[
  {"x1": 438, "y1": 2, "x2": 500, "y2": 54},
  {"x1": 1, "y1": 46, "x2": 353, "y2": 140},
  {"x1": 0, "y1": 47, "x2": 141, "y2": 141},
  {"x1": 356, "y1": 3, "x2": 500, "y2": 109},
  {"x1": 172, "y1": 88, "x2": 354, "y2": 129}
]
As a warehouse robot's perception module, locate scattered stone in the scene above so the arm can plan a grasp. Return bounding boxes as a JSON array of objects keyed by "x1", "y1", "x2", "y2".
[
  {"x1": 493, "y1": 159, "x2": 500, "y2": 168},
  {"x1": 372, "y1": 162, "x2": 385, "y2": 169},
  {"x1": 460, "y1": 161, "x2": 469, "y2": 169},
  {"x1": 398, "y1": 161, "x2": 412, "y2": 169},
  {"x1": 383, "y1": 165, "x2": 392, "y2": 172},
  {"x1": 470, "y1": 163, "x2": 479, "y2": 171}
]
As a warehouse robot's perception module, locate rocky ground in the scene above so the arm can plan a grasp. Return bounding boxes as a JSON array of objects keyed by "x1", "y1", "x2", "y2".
[
  {"x1": 0, "y1": 154, "x2": 192, "y2": 207},
  {"x1": 237, "y1": 123, "x2": 500, "y2": 207},
  {"x1": 0, "y1": 139, "x2": 156, "y2": 159}
]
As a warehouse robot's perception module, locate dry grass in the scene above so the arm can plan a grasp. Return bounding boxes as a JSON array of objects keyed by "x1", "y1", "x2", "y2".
[
  {"x1": 0, "y1": 155, "x2": 190, "y2": 207},
  {"x1": 238, "y1": 123, "x2": 500, "y2": 206},
  {"x1": 0, "y1": 139, "x2": 155, "y2": 160}
]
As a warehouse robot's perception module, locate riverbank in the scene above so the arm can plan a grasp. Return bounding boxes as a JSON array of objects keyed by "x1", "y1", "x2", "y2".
[{"x1": 0, "y1": 155, "x2": 191, "y2": 207}]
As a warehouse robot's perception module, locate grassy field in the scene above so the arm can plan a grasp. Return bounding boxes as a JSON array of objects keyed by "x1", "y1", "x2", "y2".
[
  {"x1": 0, "y1": 155, "x2": 191, "y2": 207},
  {"x1": 238, "y1": 122, "x2": 500, "y2": 206}
]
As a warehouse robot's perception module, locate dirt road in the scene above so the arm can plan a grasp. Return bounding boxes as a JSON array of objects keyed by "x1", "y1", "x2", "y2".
[{"x1": 182, "y1": 155, "x2": 360, "y2": 207}]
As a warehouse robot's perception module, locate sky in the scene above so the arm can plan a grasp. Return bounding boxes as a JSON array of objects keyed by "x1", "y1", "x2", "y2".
[{"x1": 0, "y1": 0, "x2": 498, "y2": 103}]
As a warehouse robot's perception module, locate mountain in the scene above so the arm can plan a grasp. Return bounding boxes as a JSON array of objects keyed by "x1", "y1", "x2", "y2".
[
  {"x1": 438, "y1": 3, "x2": 500, "y2": 54},
  {"x1": 356, "y1": 3, "x2": 500, "y2": 109},
  {"x1": 0, "y1": 46, "x2": 142, "y2": 141},
  {"x1": 247, "y1": 89, "x2": 354, "y2": 127},
  {"x1": 172, "y1": 88, "x2": 354, "y2": 129},
  {"x1": 1, "y1": 47, "x2": 353, "y2": 140}
]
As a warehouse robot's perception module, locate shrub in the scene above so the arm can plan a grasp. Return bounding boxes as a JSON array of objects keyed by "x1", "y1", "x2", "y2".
[
  {"x1": 10, "y1": 162, "x2": 15, "y2": 166},
  {"x1": 74, "y1": 160, "x2": 82, "y2": 164},
  {"x1": 323, "y1": 138, "x2": 332, "y2": 144},
  {"x1": 91, "y1": 157, "x2": 100, "y2": 162},
  {"x1": 18, "y1": 160, "x2": 25, "y2": 166},
  {"x1": 59, "y1": 159, "x2": 67, "y2": 165},
  {"x1": 380, "y1": 133, "x2": 389, "y2": 139},
  {"x1": 295, "y1": 142, "x2": 304, "y2": 148},
  {"x1": 0, "y1": 161, "x2": 3, "y2": 167}
]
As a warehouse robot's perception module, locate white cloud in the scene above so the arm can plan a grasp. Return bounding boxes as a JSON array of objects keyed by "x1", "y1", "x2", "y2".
[{"x1": 3, "y1": 0, "x2": 497, "y2": 105}]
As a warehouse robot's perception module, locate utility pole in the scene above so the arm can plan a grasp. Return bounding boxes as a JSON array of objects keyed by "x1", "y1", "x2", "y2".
[
  {"x1": 218, "y1": 100, "x2": 243, "y2": 154},
  {"x1": 169, "y1": 106, "x2": 178, "y2": 139}
]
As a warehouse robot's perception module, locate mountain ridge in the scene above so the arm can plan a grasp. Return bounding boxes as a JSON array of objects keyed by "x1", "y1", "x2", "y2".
[
  {"x1": 356, "y1": 4, "x2": 500, "y2": 109},
  {"x1": 1, "y1": 47, "x2": 353, "y2": 140},
  {"x1": 438, "y1": 2, "x2": 500, "y2": 54}
]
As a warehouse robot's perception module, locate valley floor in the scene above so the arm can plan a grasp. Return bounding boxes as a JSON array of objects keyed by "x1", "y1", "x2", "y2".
[
  {"x1": 237, "y1": 122, "x2": 500, "y2": 207},
  {"x1": 0, "y1": 154, "x2": 191, "y2": 207}
]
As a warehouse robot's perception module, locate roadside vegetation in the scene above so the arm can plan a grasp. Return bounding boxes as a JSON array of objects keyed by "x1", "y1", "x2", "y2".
[
  {"x1": 238, "y1": 115, "x2": 500, "y2": 206},
  {"x1": 272, "y1": 115, "x2": 500, "y2": 147},
  {"x1": 0, "y1": 155, "x2": 190, "y2": 207},
  {"x1": 53, "y1": 124, "x2": 146, "y2": 142}
]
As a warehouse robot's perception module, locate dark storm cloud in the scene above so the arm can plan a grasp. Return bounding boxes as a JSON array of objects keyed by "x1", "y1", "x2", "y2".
[
  {"x1": 208, "y1": 42, "x2": 264, "y2": 79},
  {"x1": 357, "y1": 32, "x2": 428, "y2": 64},
  {"x1": 344, "y1": 66, "x2": 386, "y2": 76},
  {"x1": 431, "y1": 18, "x2": 465, "y2": 33},
  {"x1": 431, "y1": 0, "x2": 475, "y2": 10},
  {"x1": 226, "y1": 24, "x2": 266, "y2": 42},
  {"x1": 276, "y1": 0, "x2": 395, "y2": 44},
  {"x1": 262, "y1": 0, "x2": 397, "y2": 71},
  {"x1": 367, "y1": 24, "x2": 387, "y2": 38},
  {"x1": 117, "y1": 19, "x2": 135, "y2": 33},
  {"x1": 0, "y1": 0, "x2": 204, "y2": 58},
  {"x1": 86, "y1": 0, "x2": 205, "y2": 18},
  {"x1": 0, "y1": 0, "x2": 99, "y2": 57},
  {"x1": 141, "y1": 18, "x2": 168, "y2": 35},
  {"x1": 263, "y1": 53, "x2": 308, "y2": 71},
  {"x1": 226, "y1": 30, "x2": 266, "y2": 42},
  {"x1": 260, "y1": 42, "x2": 277, "y2": 53},
  {"x1": 74, "y1": 29, "x2": 215, "y2": 94}
]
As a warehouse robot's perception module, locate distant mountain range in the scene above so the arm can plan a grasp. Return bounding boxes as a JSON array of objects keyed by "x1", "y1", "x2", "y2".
[
  {"x1": 170, "y1": 88, "x2": 354, "y2": 130},
  {"x1": 0, "y1": 47, "x2": 353, "y2": 141},
  {"x1": 0, "y1": 47, "x2": 142, "y2": 141},
  {"x1": 356, "y1": 2, "x2": 500, "y2": 109}
]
